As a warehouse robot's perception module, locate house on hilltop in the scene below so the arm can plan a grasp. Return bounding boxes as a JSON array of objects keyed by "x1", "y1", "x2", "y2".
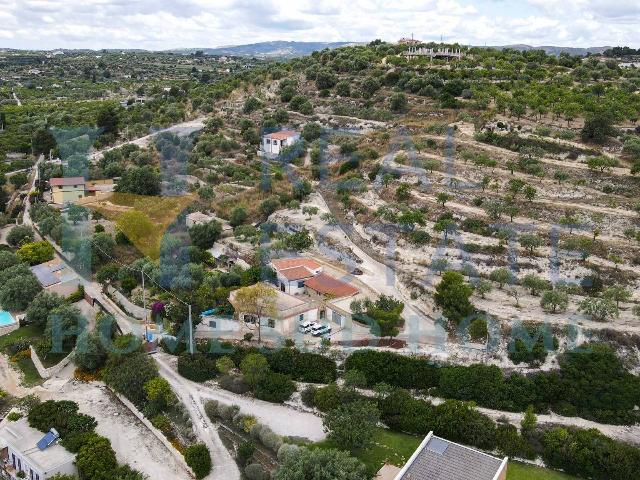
[{"x1": 259, "y1": 130, "x2": 299, "y2": 156}]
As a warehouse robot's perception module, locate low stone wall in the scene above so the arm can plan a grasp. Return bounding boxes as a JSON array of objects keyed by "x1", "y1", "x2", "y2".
[
  {"x1": 110, "y1": 389, "x2": 194, "y2": 477},
  {"x1": 107, "y1": 286, "x2": 150, "y2": 321},
  {"x1": 29, "y1": 345, "x2": 73, "y2": 379}
]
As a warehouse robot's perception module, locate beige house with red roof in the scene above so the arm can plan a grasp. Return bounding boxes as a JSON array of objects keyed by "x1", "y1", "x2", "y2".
[
  {"x1": 229, "y1": 282, "x2": 320, "y2": 336},
  {"x1": 260, "y1": 130, "x2": 300, "y2": 156},
  {"x1": 50, "y1": 177, "x2": 85, "y2": 204},
  {"x1": 269, "y1": 257, "x2": 361, "y2": 329}
]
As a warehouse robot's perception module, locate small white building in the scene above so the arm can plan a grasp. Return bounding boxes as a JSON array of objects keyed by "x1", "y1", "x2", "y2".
[
  {"x1": 0, "y1": 417, "x2": 77, "y2": 480},
  {"x1": 271, "y1": 258, "x2": 323, "y2": 295},
  {"x1": 261, "y1": 130, "x2": 300, "y2": 156}
]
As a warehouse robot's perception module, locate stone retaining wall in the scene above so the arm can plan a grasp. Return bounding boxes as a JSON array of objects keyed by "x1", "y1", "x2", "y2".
[
  {"x1": 29, "y1": 345, "x2": 73, "y2": 379},
  {"x1": 110, "y1": 389, "x2": 194, "y2": 477}
]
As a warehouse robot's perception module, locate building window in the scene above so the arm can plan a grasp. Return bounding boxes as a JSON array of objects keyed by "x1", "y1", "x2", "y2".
[
  {"x1": 268, "y1": 319, "x2": 275, "y2": 328},
  {"x1": 297, "y1": 281, "x2": 305, "y2": 288}
]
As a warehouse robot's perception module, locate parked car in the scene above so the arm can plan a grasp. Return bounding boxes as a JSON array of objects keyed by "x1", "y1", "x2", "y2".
[
  {"x1": 311, "y1": 324, "x2": 332, "y2": 337},
  {"x1": 299, "y1": 321, "x2": 317, "y2": 334},
  {"x1": 351, "y1": 268, "x2": 363, "y2": 275}
]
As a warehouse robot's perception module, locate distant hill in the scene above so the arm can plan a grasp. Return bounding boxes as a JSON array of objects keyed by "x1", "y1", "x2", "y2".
[
  {"x1": 169, "y1": 41, "x2": 362, "y2": 58},
  {"x1": 485, "y1": 44, "x2": 611, "y2": 56}
]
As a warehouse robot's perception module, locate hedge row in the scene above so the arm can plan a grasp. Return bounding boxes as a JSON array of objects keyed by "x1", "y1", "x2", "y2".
[
  {"x1": 168, "y1": 342, "x2": 338, "y2": 385},
  {"x1": 344, "y1": 346, "x2": 640, "y2": 425},
  {"x1": 266, "y1": 348, "x2": 337, "y2": 383},
  {"x1": 305, "y1": 384, "x2": 640, "y2": 480}
]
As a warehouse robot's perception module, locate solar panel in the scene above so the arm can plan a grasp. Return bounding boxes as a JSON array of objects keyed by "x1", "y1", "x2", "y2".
[
  {"x1": 427, "y1": 437, "x2": 449, "y2": 455},
  {"x1": 36, "y1": 428, "x2": 59, "y2": 450}
]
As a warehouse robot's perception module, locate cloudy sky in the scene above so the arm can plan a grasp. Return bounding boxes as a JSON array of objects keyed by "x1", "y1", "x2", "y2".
[{"x1": 2, "y1": 0, "x2": 639, "y2": 50}]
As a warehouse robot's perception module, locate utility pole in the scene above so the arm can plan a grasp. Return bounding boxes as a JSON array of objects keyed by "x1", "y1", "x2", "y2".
[
  {"x1": 188, "y1": 304, "x2": 194, "y2": 354},
  {"x1": 142, "y1": 268, "x2": 147, "y2": 339}
]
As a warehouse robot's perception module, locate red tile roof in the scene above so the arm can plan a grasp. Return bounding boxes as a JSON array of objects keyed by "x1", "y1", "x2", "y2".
[
  {"x1": 50, "y1": 177, "x2": 85, "y2": 187},
  {"x1": 280, "y1": 266, "x2": 315, "y2": 281},
  {"x1": 305, "y1": 273, "x2": 359, "y2": 298},
  {"x1": 264, "y1": 130, "x2": 298, "y2": 140},
  {"x1": 272, "y1": 258, "x2": 322, "y2": 271}
]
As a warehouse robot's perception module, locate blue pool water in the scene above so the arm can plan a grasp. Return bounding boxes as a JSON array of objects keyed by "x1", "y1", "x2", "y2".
[{"x1": 0, "y1": 310, "x2": 16, "y2": 327}]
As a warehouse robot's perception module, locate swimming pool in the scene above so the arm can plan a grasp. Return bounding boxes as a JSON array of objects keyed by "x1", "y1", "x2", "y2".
[{"x1": 0, "y1": 310, "x2": 16, "y2": 327}]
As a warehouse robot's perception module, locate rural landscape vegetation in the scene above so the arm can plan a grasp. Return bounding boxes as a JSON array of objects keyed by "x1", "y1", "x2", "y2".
[{"x1": 0, "y1": 10, "x2": 640, "y2": 480}]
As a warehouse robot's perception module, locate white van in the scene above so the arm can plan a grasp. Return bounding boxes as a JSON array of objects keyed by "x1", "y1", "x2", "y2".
[{"x1": 311, "y1": 324, "x2": 331, "y2": 337}]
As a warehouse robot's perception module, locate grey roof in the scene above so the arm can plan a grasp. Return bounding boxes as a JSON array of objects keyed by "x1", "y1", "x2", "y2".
[
  {"x1": 31, "y1": 263, "x2": 62, "y2": 287},
  {"x1": 399, "y1": 433, "x2": 505, "y2": 480}
]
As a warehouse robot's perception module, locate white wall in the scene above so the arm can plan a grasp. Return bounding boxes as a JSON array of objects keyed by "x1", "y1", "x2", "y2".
[{"x1": 6, "y1": 446, "x2": 76, "y2": 480}]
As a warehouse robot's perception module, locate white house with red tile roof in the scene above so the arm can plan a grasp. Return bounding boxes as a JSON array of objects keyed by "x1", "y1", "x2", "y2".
[
  {"x1": 271, "y1": 258, "x2": 322, "y2": 295},
  {"x1": 268, "y1": 257, "x2": 361, "y2": 329},
  {"x1": 261, "y1": 130, "x2": 300, "y2": 156}
]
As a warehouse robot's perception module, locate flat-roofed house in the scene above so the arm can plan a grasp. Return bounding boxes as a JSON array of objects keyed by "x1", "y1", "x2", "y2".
[
  {"x1": 30, "y1": 258, "x2": 81, "y2": 298},
  {"x1": 50, "y1": 177, "x2": 85, "y2": 204},
  {"x1": 261, "y1": 130, "x2": 299, "y2": 156},
  {"x1": 0, "y1": 417, "x2": 77, "y2": 480},
  {"x1": 229, "y1": 282, "x2": 319, "y2": 335},
  {"x1": 390, "y1": 432, "x2": 508, "y2": 480},
  {"x1": 271, "y1": 258, "x2": 323, "y2": 295}
]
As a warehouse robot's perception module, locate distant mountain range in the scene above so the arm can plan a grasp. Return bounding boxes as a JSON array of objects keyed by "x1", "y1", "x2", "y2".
[
  {"x1": 169, "y1": 41, "x2": 611, "y2": 58},
  {"x1": 2, "y1": 41, "x2": 613, "y2": 58},
  {"x1": 487, "y1": 44, "x2": 611, "y2": 56},
  {"x1": 169, "y1": 41, "x2": 363, "y2": 58}
]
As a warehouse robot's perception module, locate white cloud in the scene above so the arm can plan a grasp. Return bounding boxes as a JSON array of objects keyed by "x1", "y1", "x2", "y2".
[{"x1": 0, "y1": 0, "x2": 638, "y2": 50}]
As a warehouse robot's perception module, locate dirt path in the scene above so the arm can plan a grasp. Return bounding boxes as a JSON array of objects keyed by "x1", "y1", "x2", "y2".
[
  {"x1": 423, "y1": 395, "x2": 640, "y2": 446},
  {"x1": 89, "y1": 116, "x2": 207, "y2": 163},
  {"x1": 55, "y1": 380, "x2": 192, "y2": 480},
  {"x1": 12, "y1": 92, "x2": 21, "y2": 106},
  {"x1": 156, "y1": 352, "x2": 325, "y2": 442},
  {"x1": 155, "y1": 353, "x2": 241, "y2": 480},
  {"x1": 0, "y1": 354, "x2": 30, "y2": 397},
  {"x1": 314, "y1": 191, "x2": 435, "y2": 327}
]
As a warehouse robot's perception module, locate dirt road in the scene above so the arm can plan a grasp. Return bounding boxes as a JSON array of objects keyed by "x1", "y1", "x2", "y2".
[
  {"x1": 155, "y1": 353, "x2": 241, "y2": 480},
  {"x1": 89, "y1": 116, "x2": 206, "y2": 162}
]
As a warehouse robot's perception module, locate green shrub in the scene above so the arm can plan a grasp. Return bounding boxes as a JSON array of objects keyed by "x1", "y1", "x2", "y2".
[
  {"x1": 184, "y1": 443, "x2": 212, "y2": 480},
  {"x1": 177, "y1": 353, "x2": 218, "y2": 382},
  {"x1": 255, "y1": 372, "x2": 296, "y2": 403}
]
